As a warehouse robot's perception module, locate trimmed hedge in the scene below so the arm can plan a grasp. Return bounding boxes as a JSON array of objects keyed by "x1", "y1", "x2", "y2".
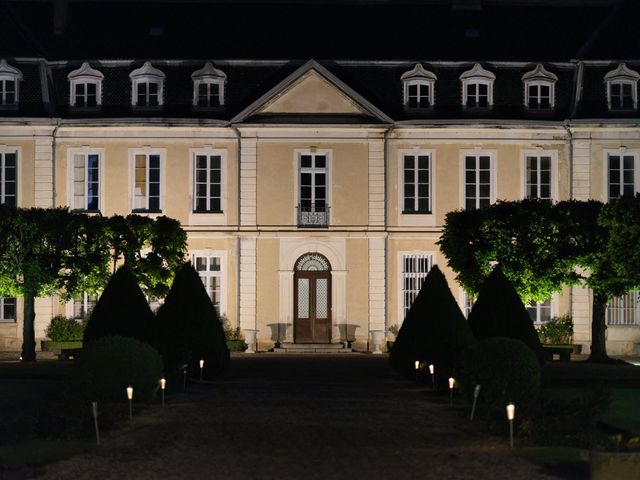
[
  {"x1": 150, "y1": 262, "x2": 229, "y2": 379},
  {"x1": 75, "y1": 335, "x2": 163, "y2": 403},
  {"x1": 45, "y1": 315, "x2": 85, "y2": 342},
  {"x1": 83, "y1": 266, "x2": 154, "y2": 343},
  {"x1": 462, "y1": 337, "x2": 541, "y2": 416},
  {"x1": 467, "y1": 265, "x2": 544, "y2": 364},
  {"x1": 390, "y1": 265, "x2": 476, "y2": 379}
]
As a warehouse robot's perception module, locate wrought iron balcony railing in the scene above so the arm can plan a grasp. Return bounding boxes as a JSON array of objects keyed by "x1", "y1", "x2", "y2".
[{"x1": 297, "y1": 203, "x2": 330, "y2": 228}]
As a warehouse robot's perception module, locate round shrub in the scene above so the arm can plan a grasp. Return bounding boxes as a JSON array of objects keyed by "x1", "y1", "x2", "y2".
[
  {"x1": 75, "y1": 336, "x2": 163, "y2": 403},
  {"x1": 462, "y1": 337, "x2": 541, "y2": 415},
  {"x1": 45, "y1": 315, "x2": 85, "y2": 342}
]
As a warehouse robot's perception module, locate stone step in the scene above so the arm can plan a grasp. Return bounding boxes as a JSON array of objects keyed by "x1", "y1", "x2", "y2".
[{"x1": 272, "y1": 343, "x2": 354, "y2": 354}]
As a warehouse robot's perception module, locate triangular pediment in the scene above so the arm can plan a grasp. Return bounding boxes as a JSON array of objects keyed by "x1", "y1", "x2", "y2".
[
  {"x1": 259, "y1": 69, "x2": 366, "y2": 115},
  {"x1": 232, "y1": 60, "x2": 392, "y2": 123}
]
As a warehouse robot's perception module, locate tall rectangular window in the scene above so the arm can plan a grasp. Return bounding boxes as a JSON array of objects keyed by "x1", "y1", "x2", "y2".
[
  {"x1": 608, "y1": 153, "x2": 635, "y2": 200},
  {"x1": 0, "y1": 151, "x2": 17, "y2": 207},
  {"x1": 527, "y1": 299, "x2": 552, "y2": 324},
  {"x1": 401, "y1": 254, "x2": 432, "y2": 320},
  {"x1": 73, "y1": 293, "x2": 98, "y2": 320},
  {"x1": 298, "y1": 152, "x2": 329, "y2": 227},
  {"x1": 0, "y1": 79, "x2": 16, "y2": 105},
  {"x1": 193, "y1": 254, "x2": 223, "y2": 314},
  {"x1": 464, "y1": 155, "x2": 491, "y2": 210},
  {"x1": 525, "y1": 155, "x2": 552, "y2": 199},
  {"x1": 72, "y1": 153, "x2": 100, "y2": 211},
  {"x1": 607, "y1": 290, "x2": 640, "y2": 326},
  {"x1": 133, "y1": 153, "x2": 161, "y2": 211},
  {"x1": 0, "y1": 297, "x2": 16, "y2": 323},
  {"x1": 527, "y1": 84, "x2": 551, "y2": 109},
  {"x1": 403, "y1": 154, "x2": 431, "y2": 213},
  {"x1": 197, "y1": 82, "x2": 221, "y2": 108},
  {"x1": 406, "y1": 83, "x2": 430, "y2": 109},
  {"x1": 610, "y1": 82, "x2": 634, "y2": 110},
  {"x1": 136, "y1": 82, "x2": 159, "y2": 107},
  {"x1": 193, "y1": 154, "x2": 222, "y2": 212},
  {"x1": 73, "y1": 82, "x2": 98, "y2": 107}
]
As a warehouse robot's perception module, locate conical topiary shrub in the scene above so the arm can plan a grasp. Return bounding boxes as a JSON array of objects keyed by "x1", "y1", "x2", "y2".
[
  {"x1": 390, "y1": 265, "x2": 476, "y2": 379},
  {"x1": 83, "y1": 266, "x2": 153, "y2": 343},
  {"x1": 467, "y1": 265, "x2": 544, "y2": 364},
  {"x1": 150, "y1": 262, "x2": 229, "y2": 379}
]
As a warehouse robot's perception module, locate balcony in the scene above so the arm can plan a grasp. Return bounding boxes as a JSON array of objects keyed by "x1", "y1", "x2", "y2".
[{"x1": 297, "y1": 203, "x2": 330, "y2": 228}]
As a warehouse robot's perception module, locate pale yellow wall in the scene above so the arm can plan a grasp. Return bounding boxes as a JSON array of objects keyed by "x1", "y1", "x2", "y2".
[
  {"x1": 3, "y1": 140, "x2": 37, "y2": 208},
  {"x1": 256, "y1": 238, "x2": 279, "y2": 347},
  {"x1": 256, "y1": 141, "x2": 369, "y2": 227},
  {"x1": 346, "y1": 238, "x2": 369, "y2": 342}
]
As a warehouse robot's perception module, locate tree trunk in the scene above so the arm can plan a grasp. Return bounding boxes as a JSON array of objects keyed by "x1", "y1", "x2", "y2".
[
  {"x1": 21, "y1": 290, "x2": 37, "y2": 362},
  {"x1": 587, "y1": 292, "x2": 610, "y2": 363}
]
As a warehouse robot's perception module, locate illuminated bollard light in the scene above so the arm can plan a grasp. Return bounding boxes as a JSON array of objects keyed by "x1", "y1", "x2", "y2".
[
  {"x1": 126, "y1": 385, "x2": 134, "y2": 421},
  {"x1": 160, "y1": 378, "x2": 166, "y2": 408},
  {"x1": 183, "y1": 365, "x2": 188, "y2": 392},
  {"x1": 448, "y1": 377, "x2": 455, "y2": 406},
  {"x1": 429, "y1": 364, "x2": 435, "y2": 389},
  {"x1": 507, "y1": 403, "x2": 516, "y2": 449},
  {"x1": 470, "y1": 384, "x2": 481, "y2": 421},
  {"x1": 199, "y1": 359, "x2": 205, "y2": 382},
  {"x1": 414, "y1": 360, "x2": 420, "y2": 380}
]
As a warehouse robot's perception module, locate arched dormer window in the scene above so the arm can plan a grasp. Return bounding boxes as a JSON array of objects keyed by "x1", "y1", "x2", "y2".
[
  {"x1": 605, "y1": 63, "x2": 639, "y2": 111},
  {"x1": 68, "y1": 62, "x2": 104, "y2": 107},
  {"x1": 460, "y1": 63, "x2": 495, "y2": 108},
  {"x1": 522, "y1": 64, "x2": 557, "y2": 109},
  {"x1": 192, "y1": 62, "x2": 226, "y2": 109},
  {"x1": 0, "y1": 59, "x2": 23, "y2": 107},
  {"x1": 401, "y1": 64, "x2": 436, "y2": 109},
  {"x1": 129, "y1": 62, "x2": 165, "y2": 108}
]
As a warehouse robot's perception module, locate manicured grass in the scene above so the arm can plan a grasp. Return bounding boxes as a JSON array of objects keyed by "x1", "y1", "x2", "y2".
[
  {"x1": 515, "y1": 447, "x2": 588, "y2": 479},
  {"x1": 0, "y1": 439, "x2": 90, "y2": 470}
]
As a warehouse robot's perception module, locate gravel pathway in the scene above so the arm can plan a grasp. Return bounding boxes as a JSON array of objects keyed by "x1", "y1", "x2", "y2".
[{"x1": 34, "y1": 354, "x2": 558, "y2": 480}]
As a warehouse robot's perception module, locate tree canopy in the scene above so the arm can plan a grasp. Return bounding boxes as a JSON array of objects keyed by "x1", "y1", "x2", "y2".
[{"x1": 438, "y1": 197, "x2": 640, "y2": 362}]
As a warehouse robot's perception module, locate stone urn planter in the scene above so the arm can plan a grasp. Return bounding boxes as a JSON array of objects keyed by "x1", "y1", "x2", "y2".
[
  {"x1": 243, "y1": 329, "x2": 257, "y2": 354},
  {"x1": 370, "y1": 330, "x2": 385, "y2": 354}
]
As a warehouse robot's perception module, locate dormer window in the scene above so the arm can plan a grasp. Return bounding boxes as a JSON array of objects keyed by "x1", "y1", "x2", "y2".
[
  {"x1": 130, "y1": 62, "x2": 165, "y2": 108},
  {"x1": 522, "y1": 64, "x2": 557, "y2": 109},
  {"x1": 401, "y1": 64, "x2": 436, "y2": 109},
  {"x1": 0, "y1": 60, "x2": 22, "y2": 107},
  {"x1": 68, "y1": 62, "x2": 104, "y2": 107},
  {"x1": 460, "y1": 63, "x2": 495, "y2": 108},
  {"x1": 192, "y1": 62, "x2": 226, "y2": 109},
  {"x1": 605, "y1": 63, "x2": 639, "y2": 111}
]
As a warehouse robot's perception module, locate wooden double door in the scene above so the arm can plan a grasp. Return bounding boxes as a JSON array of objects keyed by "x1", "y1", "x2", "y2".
[{"x1": 294, "y1": 271, "x2": 331, "y2": 343}]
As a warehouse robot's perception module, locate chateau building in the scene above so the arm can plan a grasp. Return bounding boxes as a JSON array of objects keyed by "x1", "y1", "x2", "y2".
[{"x1": 0, "y1": 0, "x2": 638, "y2": 354}]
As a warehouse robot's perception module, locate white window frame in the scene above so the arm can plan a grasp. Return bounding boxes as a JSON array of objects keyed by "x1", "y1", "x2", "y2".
[
  {"x1": 607, "y1": 290, "x2": 640, "y2": 326},
  {"x1": 401, "y1": 64, "x2": 437, "y2": 109},
  {"x1": 399, "y1": 149, "x2": 433, "y2": 214},
  {"x1": 521, "y1": 149, "x2": 558, "y2": 201},
  {"x1": 527, "y1": 296, "x2": 556, "y2": 325},
  {"x1": 604, "y1": 149, "x2": 639, "y2": 202},
  {"x1": 522, "y1": 64, "x2": 557, "y2": 109},
  {"x1": 129, "y1": 148, "x2": 165, "y2": 212},
  {"x1": 0, "y1": 297, "x2": 16, "y2": 323},
  {"x1": 0, "y1": 59, "x2": 22, "y2": 107},
  {"x1": 459, "y1": 149, "x2": 496, "y2": 210},
  {"x1": 191, "y1": 62, "x2": 227, "y2": 108},
  {"x1": 68, "y1": 62, "x2": 103, "y2": 107},
  {"x1": 293, "y1": 149, "x2": 332, "y2": 223},
  {"x1": 460, "y1": 63, "x2": 495, "y2": 108},
  {"x1": 191, "y1": 250, "x2": 227, "y2": 316},
  {"x1": 190, "y1": 148, "x2": 226, "y2": 214},
  {"x1": 0, "y1": 147, "x2": 19, "y2": 207},
  {"x1": 66, "y1": 292, "x2": 98, "y2": 321},
  {"x1": 67, "y1": 148, "x2": 104, "y2": 212},
  {"x1": 604, "y1": 63, "x2": 639, "y2": 111},
  {"x1": 397, "y1": 251, "x2": 434, "y2": 326},
  {"x1": 129, "y1": 62, "x2": 165, "y2": 107},
  {"x1": 460, "y1": 289, "x2": 474, "y2": 319}
]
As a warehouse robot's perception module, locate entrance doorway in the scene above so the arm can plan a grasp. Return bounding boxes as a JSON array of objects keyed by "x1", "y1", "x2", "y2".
[{"x1": 294, "y1": 253, "x2": 332, "y2": 343}]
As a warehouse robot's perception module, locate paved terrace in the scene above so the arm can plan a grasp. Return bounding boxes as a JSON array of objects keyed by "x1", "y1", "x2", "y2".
[{"x1": 17, "y1": 354, "x2": 559, "y2": 480}]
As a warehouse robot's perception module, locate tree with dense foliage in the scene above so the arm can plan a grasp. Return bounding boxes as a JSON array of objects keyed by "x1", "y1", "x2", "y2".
[
  {"x1": 467, "y1": 265, "x2": 544, "y2": 364},
  {"x1": 438, "y1": 197, "x2": 640, "y2": 363},
  {"x1": 105, "y1": 214, "x2": 187, "y2": 298},
  {"x1": 151, "y1": 262, "x2": 229, "y2": 379},
  {"x1": 390, "y1": 265, "x2": 475, "y2": 379},
  {"x1": 83, "y1": 265, "x2": 154, "y2": 343},
  {"x1": 0, "y1": 207, "x2": 110, "y2": 361}
]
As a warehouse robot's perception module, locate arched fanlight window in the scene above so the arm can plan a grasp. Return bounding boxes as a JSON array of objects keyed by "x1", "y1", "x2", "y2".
[{"x1": 295, "y1": 253, "x2": 331, "y2": 271}]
